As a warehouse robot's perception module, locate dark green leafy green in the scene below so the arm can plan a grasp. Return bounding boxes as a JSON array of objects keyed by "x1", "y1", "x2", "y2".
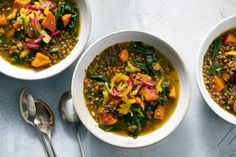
[
  {"x1": 89, "y1": 75, "x2": 109, "y2": 83},
  {"x1": 209, "y1": 38, "x2": 223, "y2": 75}
]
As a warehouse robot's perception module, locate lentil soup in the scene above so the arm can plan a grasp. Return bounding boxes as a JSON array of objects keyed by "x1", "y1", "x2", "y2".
[
  {"x1": 0, "y1": 0, "x2": 80, "y2": 70},
  {"x1": 203, "y1": 29, "x2": 236, "y2": 115},
  {"x1": 83, "y1": 42, "x2": 179, "y2": 138}
]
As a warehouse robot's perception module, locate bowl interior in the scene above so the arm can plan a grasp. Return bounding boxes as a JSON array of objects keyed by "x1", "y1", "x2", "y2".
[
  {"x1": 72, "y1": 31, "x2": 191, "y2": 148},
  {"x1": 196, "y1": 15, "x2": 236, "y2": 125},
  {"x1": 0, "y1": 0, "x2": 91, "y2": 80}
]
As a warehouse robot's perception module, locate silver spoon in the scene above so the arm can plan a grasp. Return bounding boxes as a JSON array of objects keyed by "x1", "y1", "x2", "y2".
[
  {"x1": 19, "y1": 88, "x2": 52, "y2": 157},
  {"x1": 59, "y1": 91, "x2": 85, "y2": 157},
  {"x1": 34, "y1": 99, "x2": 57, "y2": 157}
]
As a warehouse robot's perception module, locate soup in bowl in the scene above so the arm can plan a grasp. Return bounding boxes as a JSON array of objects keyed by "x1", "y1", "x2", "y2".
[
  {"x1": 72, "y1": 31, "x2": 191, "y2": 148},
  {"x1": 0, "y1": 0, "x2": 91, "y2": 80}
]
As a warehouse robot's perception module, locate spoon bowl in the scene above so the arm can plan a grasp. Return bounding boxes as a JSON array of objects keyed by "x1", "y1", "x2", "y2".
[
  {"x1": 59, "y1": 91, "x2": 85, "y2": 157},
  {"x1": 34, "y1": 99, "x2": 57, "y2": 157},
  {"x1": 19, "y1": 88, "x2": 52, "y2": 157},
  {"x1": 19, "y1": 88, "x2": 36, "y2": 123},
  {"x1": 59, "y1": 91, "x2": 80, "y2": 127},
  {"x1": 34, "y1": 100, "x2": 55, "y2": 135}
]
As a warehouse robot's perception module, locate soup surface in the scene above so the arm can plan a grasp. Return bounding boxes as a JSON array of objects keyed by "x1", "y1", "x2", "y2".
[
  {"x1": 203, "y1": 29, "x2": 236, "y2": 115},
  {"x1": 0, "y1": 0, "x2": 80, "y2": 69},
  {"x1": 83, "y1": 42, "x2": 179, "y2": 138}
]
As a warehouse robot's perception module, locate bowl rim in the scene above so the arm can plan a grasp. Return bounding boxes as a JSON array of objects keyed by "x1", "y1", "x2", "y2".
[
  {"x1": 0, "y1": 0, "x2": 92, "y2": 80},
  {"x1": 196, "y1": 15, "x2": 236, "y2": 125},
  {"x1": 71, "y1": 30, "x2": 191, "y2": 148}
]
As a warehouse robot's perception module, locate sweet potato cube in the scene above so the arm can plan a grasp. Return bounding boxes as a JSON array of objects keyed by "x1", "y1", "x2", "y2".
[
  {"x1": 31, "y1": 52, "x2": 50, "y2": 68},
  {"x1": 154, "y1": 106, "x2": 166, "y2": 120},
  {"x1": 98, "y1": 109, "x2": 117, "y2": 126},
  {"x1": 41, "y1": 11, "x2": 56, "y2": 32},
  {"x1": 224, "y1": 33, "x2": 236, "y2": 45},
  {"x1": 61, "y1": 14, "x2": 72, "y2": 27},
  {"x1": 213, "y1": 76, "x2": 225, "y2": 92},
  {"x1": 14, "y1": 0, "x2": 31, "y2": 10},
  {"x1": 0, "y1": 15, "x2": 8, "y2": 26},
  {"x1": 118, "y1": 49, "x2": 129, "y2": 63},
  {"x1": 169, "y1": 85, "x2": 176, "y2": 99}
]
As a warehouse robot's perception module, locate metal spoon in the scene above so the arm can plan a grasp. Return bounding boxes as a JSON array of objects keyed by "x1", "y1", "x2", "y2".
[
  {"x1": 34, "y1": 99, "x2": 57, "y2": 157},
  {"x1": 19, "y1": 88, "x2": 52, "y2": 157},
  {"x1": 59, "y1": 91, "x2": 85, "y2": 157}
]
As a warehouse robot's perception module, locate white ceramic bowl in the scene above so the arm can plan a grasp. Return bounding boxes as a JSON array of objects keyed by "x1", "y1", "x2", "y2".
[
  {"x1": 196, "y1": 15, "x2": 236, "y2": 125},
  {"x1": 0, "y1": 0, "x2": 91, "y2": 80},
  {"x1": 72, "y1": 30, "x2": 191, "y2": 148}
]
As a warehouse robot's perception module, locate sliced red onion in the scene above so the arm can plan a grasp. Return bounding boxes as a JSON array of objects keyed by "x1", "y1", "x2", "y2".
[
  {"x1": 142, "y1": 81, "x2": 155, "y2": 87},
  {"x1": 112, "y1": 89, "x2": 122, "y2": 97},
  {"x1": 37, "y1": 10, "x2": 42, "y2": 16},
  {"x1": 28, "y1": 5, "x2": 37, "y2": 10},
  {"x1": 23, "y1": 42, "x2": 40, "y2": 49},
  {"x1": 128, "y1": 77, "x2": 133, "y2": 86},
  {"x1": 31, "y1": 14, "x2": 40, "y2": 33},
  {"x1": 39, "y1": 1, "x2": 52, "y2": 9},
  {"x1": 50, "y1": 30, "x2": 62, "y2": 37},
  {"x1": 34, "y1": 35, "x2": 44, "y2": 43}
]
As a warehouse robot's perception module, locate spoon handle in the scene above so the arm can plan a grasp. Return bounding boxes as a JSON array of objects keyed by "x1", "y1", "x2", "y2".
[
  {"x1": 34, "y1": 124, "x2": 53, "y2": 157},
  {"x1": 75, "y1": 126, "x2": 86, "y2": 157},
  {"x1": 47, "y1": 134, "x2": 57, "y2": 157}
]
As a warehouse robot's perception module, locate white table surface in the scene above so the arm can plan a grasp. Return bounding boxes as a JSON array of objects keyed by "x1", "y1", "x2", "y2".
[{"x1": 1, "y1": 0, "x2": 236, "y2": 156}]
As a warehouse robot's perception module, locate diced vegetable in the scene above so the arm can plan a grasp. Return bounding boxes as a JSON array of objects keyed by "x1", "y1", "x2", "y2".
[
  {"x1": 7, "y1": 9, "x2": 17, "y2": 20},
  {"x1": 224, "y1": 33, "x2": 236, "y2": 45},
  {"x1": 14, "y1": 0, "x2": 31, "y2": 10},
  {"x1": 7, "y1": 28, "x2": 16, "y2": 40},
  {"x1": 61, "y1": 14, "x2": 72, "y2": 27},
  {"x1": 135, "y1": 97, "x2": 145, "y2": 111},
  {"x1": 153, "y1": 63, "x2": 162, "y2": 71},
  {"x1": 225, "y1": 51, "x2": 236, "y2": 56},
  {"x1": 31, "y1": 52, "x2": 50, "y2": 68},
  {"x1": 41, "y1": 11, "x2": 56, "y2": 32},
  {"x1": 222, "y1": 72, "x2": 230, "y2": 82},
  {"x1": 118, "y1": 49, "x2": 129, "y2": 63},
  {"x1": 0, "y1": 15, "x2": 8, "y2": 26},
  {"x1": 168, "y1": 85, "x2": 176, "y2": 99},
  {"x1": 213, "y1": 76, "x2": 225, "y2": 92},
  {"x1": 154, "y1": 106, "x2": 166, "y2": 120},
  {"x1": 98, "y1": 109, "x2": 117, "y2": 126},
  {"x1": 142, "y1": 88, "x2": 158, "y2": 102},
  {"x1": 125, "y1": 62, "x2": 141, "y2": 73},
  {"x1": 20, "y1": 47, "x2": 29, "y2": 58},
  {"x1": 41, "y1": 29, "x2": 51, "y2": 43},
  {"x1": 119, "y1": 96, "x2": 136, "y2": 115},
  {"x1": 102, "y1": 91, "x2": 109, "y2": 105}
]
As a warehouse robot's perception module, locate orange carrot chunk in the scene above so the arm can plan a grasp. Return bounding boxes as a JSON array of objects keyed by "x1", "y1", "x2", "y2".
[
  {"x1": 14, "y1": 0, "x2": 31, "y2": 10},
  {"x1": 213, "y1": 76, "x2": 225, "y2": 92},
  {"x1": 98, "y1": 109, "x2": 117, "y2": 126},
  {"x1": 224, "y1": 33, "x2": 236, "y2": 45},
  {"x1": 154, "y1": 106, "x2": 166, "y2": 120},
  {"x1": 118, "y1": 49, "x2": 129, "y2": 63},
  {"x1": 0, "y1": 15, "x2": 8, "y2": 26},
  {"x1": 61, "y1": 14, "x2": 72, "y2": 27},
  {"x1": 169, "y1": 85, "x2": 176, "y2": 99},
  {"x1": 41, "y1": 11, "x2": 56, "y2": 32},
  {"x1": 31, "y1": 53, "x2": 50, "y2": 68}
]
